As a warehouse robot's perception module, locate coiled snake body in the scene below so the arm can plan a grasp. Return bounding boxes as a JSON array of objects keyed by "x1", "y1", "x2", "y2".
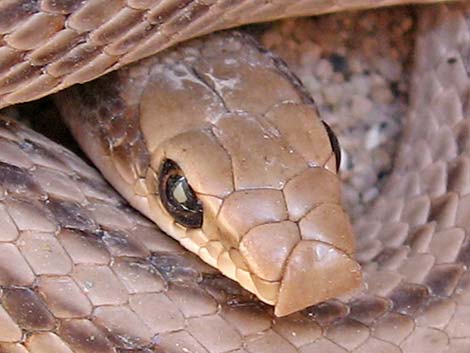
[{"x1": 0, "y1": 1, "x2": 469, "y2": 353}]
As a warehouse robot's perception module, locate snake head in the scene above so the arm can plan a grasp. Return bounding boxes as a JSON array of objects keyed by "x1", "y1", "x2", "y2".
[
  {"x1": 133, "y1": 34, "x2": 360, "y2": 317},
  {"x1": 144, "y1": 102, "x2": 361, "y2": 316},
  {"x1": 58, "y1": 32, "x2": 362, "y2": 317}
]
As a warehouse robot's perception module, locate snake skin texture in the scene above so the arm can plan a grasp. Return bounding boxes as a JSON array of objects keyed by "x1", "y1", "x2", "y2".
[
  {"x1": 0, "y1": 2, "x2": 469, "y2": 353},
  {"x1": 0, "y1": 0, "x2": 449, "y2": 108}
]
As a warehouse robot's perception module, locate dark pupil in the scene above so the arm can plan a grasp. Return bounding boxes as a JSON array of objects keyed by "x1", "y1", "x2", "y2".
[
  {"x1": 322, "y1": 121, "x2": 341, "y2": 172},
  {"x1": 159, "y1": 159, "x2": 203, "y2": 228}
]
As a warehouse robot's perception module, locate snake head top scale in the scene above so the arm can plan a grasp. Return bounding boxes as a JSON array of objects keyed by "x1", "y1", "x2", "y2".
[{"x1": 56, "y1": 32, "x2": 362, "y2": 317}]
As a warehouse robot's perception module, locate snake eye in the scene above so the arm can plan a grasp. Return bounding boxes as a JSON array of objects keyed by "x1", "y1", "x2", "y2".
[
  {"x1": 322, "y1": 121, "x2": 341, "y2": 172},
  {"x1": 159, "y1": 159, "x2": 203, "y2": 228}
]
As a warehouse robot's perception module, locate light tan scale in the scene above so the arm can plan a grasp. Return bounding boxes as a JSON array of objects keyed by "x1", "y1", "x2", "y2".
[{"x1": 56, "y1": 32, "x2": 360, "y2": 316}]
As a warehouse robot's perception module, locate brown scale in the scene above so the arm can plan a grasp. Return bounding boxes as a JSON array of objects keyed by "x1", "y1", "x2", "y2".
[
  {"x1": 57, "y1": 319, "x2": 115, "y2": 353},
  {"x1": 347, "y1": 295, "x2": 392, "y2": 325},
  {"x1": 0, "y1": 163, "x2": 40, "y2": 196},
  {"x1": 425, "y1": 264, "x2": 465, "y2": 297},
  {"x1": 47, "y1": 43, "x2": 103, "y2": 78},
  {"x1": 0, "y1": 49, "x2": 23, "y2": 74},
  {"x1": 105, "y1": 20, "x2": 157, "y2": 57},
  {"x1": 303, "y1": 300, "x2": 349, "y2": 326},
  {"x1": 147, "y1": 0, "x2": 194, "y2": 25},
  {"x1": 89, "y1": 9, "x2": 146, "y2": 46},
  {"x1": 2, "y1": 288, "x2": 56, "y2": 331},
  {"x1": 0, "y1": 0, "x2": 40, "y2": 34},
  {"x1": 4, "y1": 13, "x2": 66, "y2": 51},
  {"x1": 387, "y1": 283, "x2": 430, "y2": 315},
  {"x1": 67, "y1": 0, "x2": 126, "y2": 33},
  {"x1": 0, "y1": 64, "x2": 41, "y2": 96},
  {"x1": 99, "y1": 228, "x2": 150, "y2": 258},
  {"x1": 46, "y1": 198, "x2": 99, "y2": 232}
]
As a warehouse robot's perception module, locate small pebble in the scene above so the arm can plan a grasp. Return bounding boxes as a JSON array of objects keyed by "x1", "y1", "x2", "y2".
[
  {"x1": 315, "y1": 59, "x2": 334, "y2": 81},
  {"x1": 323, "y1": 84, "x2": 343, "y2": 105},
  {"x1": 371, "y1": 86, "x2": 394, "y2": 104},
  {"x1": 365, "y1": 124, "x2": 383, "y2": 149},
  {"x1": 351, "y1": 75, "x2": 371, "y2": 96},
  {"x1": 351, "y1": 95, "x2": 373, "y2": 119}
]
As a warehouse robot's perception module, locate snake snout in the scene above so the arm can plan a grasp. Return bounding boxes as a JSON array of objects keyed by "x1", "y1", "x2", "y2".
[
  {"x1": 216, "y1": 198, "x2": 362, "y2": 317},
  {"x1": 274, "y1": 168, "x2": 362, "y2": 316},
  {"x1": 214, "y1": 174, "x2": 361, "y2": 316},
  {"x1": 275, "y1": 239, "x2": 362, "y2": 317}
]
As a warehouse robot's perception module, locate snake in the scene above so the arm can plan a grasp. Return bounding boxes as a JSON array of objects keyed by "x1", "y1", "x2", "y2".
[{"x1": 0, "y1": 0, "x2": 469, "y2": 352}]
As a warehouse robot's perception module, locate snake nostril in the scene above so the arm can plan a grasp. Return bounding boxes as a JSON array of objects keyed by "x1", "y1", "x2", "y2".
[{"x1": 159, "y1": 159, "x2": 203, "y2": 228}]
